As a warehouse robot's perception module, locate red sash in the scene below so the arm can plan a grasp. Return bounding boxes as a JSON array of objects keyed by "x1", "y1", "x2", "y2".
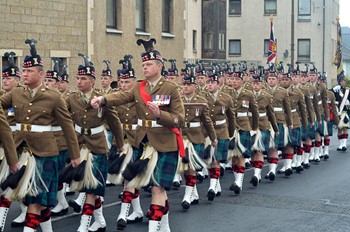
[
  {"x1": 328, "y1": 103, "x2": 334, "y2": 121},
  {"x1": 139, "y1": 81, "x2": 185, "y2": 158}
]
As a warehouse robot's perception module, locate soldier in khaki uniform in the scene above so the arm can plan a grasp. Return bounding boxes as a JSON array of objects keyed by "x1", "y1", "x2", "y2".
[
  {"x1": 91, "y1": 39, "x2": 185, "y2": 232},
  {"x1": 280, "y1": 73, "x2": 308, "y2": 174},
  {"x1": 200, "y1": 72, "x2": 235, "y2": 201},
  {"x1": 319, "y1": 74, "x2": 339, "y2": 159},
  {"x1": 229, "y1": 71, "x2": 259, "y2": 194},
  {"x1": 195, "y1": 63, "x2": 208, "y2": 95},
  {"x1": 65, "y1": 54, "x2": 123, "y2": 232},
  {"x1": 0, "y1": 39, "x2": 81, "y2": 232},
  {"x1": 265, "y1": 71, "x2": 293, "y2": 177},
  {"x1": 57, "y1": 64, "x2": 71, "y2": 98},
  {"x1": 115, "y1": 60, "x2": 144, "y2": 230},
  {"x1": 180, "y1": 71, "x2": 217, "y2": 209},
  {"x1": 100, "y1": 60, "x2": 117, "y2": 94},
  {"x1": 309, "y1": 65, "x2": 329, "y2": 162},
  {"x1": 251, "y1": 74, "x2": 278, "y2": 184}
]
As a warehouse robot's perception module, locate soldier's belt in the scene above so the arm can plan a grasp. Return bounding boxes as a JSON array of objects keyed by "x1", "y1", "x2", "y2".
[
  {"x1": 184, "y1": 122, "x2": 201, "y2": 128},
  {"x1": 10, "y1": 125, "x2": 17, "y2": 132},
  {"x1": 214, "y1": 119, "x2": 226, "y2": 126},
  {"x1": 237, "y1": 112, "x2": 248, "y2": 117},
  {"x1": 122, "y1": 123, "x2": 138, "y2": 131},
  {"x1": 273, "y1": 107, "x2": 283, "y2": 112},
  {"x1": 137, "y1": 119, "x2": 163, "y2": 128},
  {"x1": 318, "y1": 100, "x2": 322, "y2": 105},
  {"x1": 74, "y1": 124, "x2": 104, "y2": 135},
  {"x1": 248, "y1": 112, "x2": 252, "y2": 117},
  {"x1": 51, "y1": 126, "x2": 62, "y2": 132},
  {"x1": 16, "y1": 123, "x2": 52, "y2": 132},
  {"x1": 291, "y1": 109, "x2": 297, "y2": 113},
  {"x1": 259, "y1": 112, "x2": 267, "y2": 117}
]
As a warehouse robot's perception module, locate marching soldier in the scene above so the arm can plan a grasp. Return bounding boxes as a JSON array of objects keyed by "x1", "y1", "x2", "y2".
[
  {"x1": 100, "y1": 60, "x2": 116, "y2": 94},
  {"x1": 280, "y1": 72, "x2": 308, "y2": 173},
  {"x1": 180, "y1": 69, "x2": 217, "y2": 209},
  {"x1": 265, "y1": 71, "x2": 293, "y2": 177},
  {"x1": 91, "y1": 38, "x2": 185, "y2": 232},
  {"x1": 201, "y1": 71, "x2": 235, "y2": 200},
  {"x1": 334, "y1": 76, "x2": 350, "y2": 151},
  {"x1": 319, "y1": 74, "x2": 339, "y2": 159},
  {"x1": 229, "y1": 71, "x2": 259, "y2": 194},
  {"x1": 251, "y1": 73, "x2": 278, "y2": 185},
  {"x1": 195, "y1": 63, "x2": 208, "y2": 95},
  {"x1": 0, "y1": 39, "x2": 81, "y2": 232},
  {"x1": 65, "y1": 54, "x2": 124, "y2": 232}
]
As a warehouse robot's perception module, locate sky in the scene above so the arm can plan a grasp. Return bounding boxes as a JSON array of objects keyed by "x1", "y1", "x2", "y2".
[{"x1": 340, "y1": 0, "x2": 350, "y2": 27}]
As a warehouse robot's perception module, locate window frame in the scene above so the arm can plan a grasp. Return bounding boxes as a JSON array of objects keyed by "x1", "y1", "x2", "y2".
[
  {"x1": 229, "y1": 39, "x2": 241, "y2": 56},
  {"x1": 298, "y1": 0, "x2": 311, "y2": 20},
  {"x1": 162, "y1": 0, "x2": 171, "y2": 33},
  {"x1": 297, "y1": 39, "x2": 311, "y2": 62},
  {"x1": 203, "y1": 32, "x2": 214, "y2": 50},
  {"x1": 264, "y1": 0, "x2": 277, "y2": 15},
  {"x1": 228, "y1": 0, "x2": 241, "y2": 16},
  {"x1": 106, "y1": 0, "x2": 117, "y2": 29},
  {"x1": 135, "y1": 0, "x2": 146, "y2": 32}
]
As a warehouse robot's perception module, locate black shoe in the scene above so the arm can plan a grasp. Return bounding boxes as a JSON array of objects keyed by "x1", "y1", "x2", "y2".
[
  {"x1": 106, "y1": 182, "x2": 115, "y2": 187},
  {"x1": 284, "y1": 168, "x2": 293, "y2": 176},
  {"x1": 303, "y1": 163, "x2": 310, "y2": 169},
  {"x1": 191, "y1": 199, "x2": 199, "y2": 205},
  {"x1": 319, "y1": 155, "x2": 324, "y2": 159},
  {"x1": 277, "y1": 169, "x2": 285, "y2": 174},
  {"x1": 296, "y1": 166, "x2": 303, "y2": 173},
  {"x1": 142, "y1": 184, "x2": 152, "y2": 193},
  {"x1": 292, "y1": 166, "x2": 297, "y2": 170},
  {"x1": 324, "y1": 154, "x2": 329, "y2": 160},
  {"x1": 68, "y1": 200, "x2": 82, "y2": 213},
  {"x1": 11, "y1": 221, "x2": 24, "y2": 228},
  {"x1": 65, "y1": 191, "x2": 75, "y2": 196},
  {"x1": 337, "y1": 147, "x2": 342, "y2": 151},
  {"x1": 342, "y1": 147, "x2": 347, "y2": 151},
  {"x1": 250, "y1": 176, "x2": 258, "y2": 187},
  {"x1": 229, "y1": 183, "x2": 241, "y2": 194},
  {"x1": 51, "y1": 207, "x2": 68, "y2": 216},
  {"x1": 89, "y1": 227, "x2": 106, "y2": 232},
  {"x1": 182, "y1": 201, "x2": 190, "y2": 210},
  {"x1": 172, "y1": 181, "x2": 180, "y2": 190},
  {"x1": 207, "y1": 189, "x2": 216, "y2": 201},
  {"x1": 216, "y1": 191, "x2": 221, "y2": 197},
  {"x1": 314, "y1": 159, "x2": 320, "y2": 163},
  {"x1": 245, "y1": 162, "x2": 251, "y2": 169},
  {"x1": 268, "y1": 172, "x2": 275, "y2": 181},
  {"x1": 264, "y1": 174, "x2": 270, "y2": 179},
  {"x1": 117, "y1": 218, "x2": 127, "y2": 230},
  {"x1": 127, "y1": 216, "x2": 143, "y2": 224}
]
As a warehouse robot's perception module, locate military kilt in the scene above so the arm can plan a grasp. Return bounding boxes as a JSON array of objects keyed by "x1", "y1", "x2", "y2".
[
  {"x1": 327, "y1": 121, "x2": 334, "y2": 136},
  {"x1": 315, "y1": 116, "x2": 327, "y2": 136},
  {"x1": 237, "y1": 131, "x2": 252, "y2": 158},
  {"x1": 193, "y1": 143, "x2": 204, "y2": 160},
  {"x1": 214, "y1": 139, "x2": 229, "y2": 162},
  {"x1": 84, "y1": 153, "x2": 108, "y2": 197},
  {"x1": 132, "y1": 146, "x2": 143, "y2": 161},
  {"x1": 57, "y1": 149, "x2": 69, "y2": 174},
  {"x1": 25, "y1": 155, "x2": 59, "y2": 207},
  {"x1": 152, "y1": 151, "x2": 178, "y2": 191},
  {"x1": 260, "y1": 130, "x2": 271, "y2": 152},
  {"x1": 302, "y1": 121, "x2": 316, "y2": 141},
  {"x1": 288, "y1": 127, "x2": 302, "y2": 147},
  {"x1": 274, "y1": 123, "x2": 287, "y2": 149}
]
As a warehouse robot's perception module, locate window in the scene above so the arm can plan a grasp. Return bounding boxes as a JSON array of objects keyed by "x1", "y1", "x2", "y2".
[
  {"x1": 106, "y1": 0, "x2": 117, "y2": 28},
  {"x1": 228, "y1": 0, "x2": 241, "y2": 15},
  {"x1": 2, "y1": 56, "x2": 18, "y2": 69},
  {"x1": 218, "y1": 33, "x2": 225, "y2": 50},
  {"x1": 162, "y1": 0, "x2": 171, "y2": 33},
  {"x1": 193, "y1": 30, "x2": 197, "y2": 52},
  {"x1": 204, "y1": 33, "x2": 214, "y2": 50},
  {"x1": 264, "y1": 0, "x2": 277, "y2": 15},
  {"x1": 264, "y1": 39, "x2": 269, "y2": 56},
  {"x1": 298, "y1": 39, "x2": 310, "y2": 62},
  {"x1": 136, "y1": 0, "x2": 146, "y2": 32},
  {"x1": 229, "y1": 40, "x2": 241, "y2": 55},
  {"x1": 298, "y1": 0, "x2": 311, "y2": 20}
]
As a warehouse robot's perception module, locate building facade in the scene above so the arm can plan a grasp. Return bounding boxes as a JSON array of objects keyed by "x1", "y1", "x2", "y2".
[
  {"x1": 226, "y1": 0, "x2": 339, "y2": 86},
  {"x1": 0, "y1": 0, "x2": 185, "y2": 89}
]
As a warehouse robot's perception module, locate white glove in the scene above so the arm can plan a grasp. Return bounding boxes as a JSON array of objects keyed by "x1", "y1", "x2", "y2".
[{"x1": 333, "y1": 85, "x2": 341, "y2": 92}]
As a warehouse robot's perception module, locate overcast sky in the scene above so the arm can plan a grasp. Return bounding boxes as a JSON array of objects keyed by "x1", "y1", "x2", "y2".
[{"x1": 340, "y1": 0, "x2": 350, "y2": 27}]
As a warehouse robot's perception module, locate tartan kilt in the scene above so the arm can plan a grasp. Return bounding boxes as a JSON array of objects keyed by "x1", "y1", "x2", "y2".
[
  {"x1": 327, "y1": 121, "x2": 334, "y2": 136},
  {"x1": 274, "y1": 123, "x2": 286, "y2": 149},
  {"x1": 288, "y1": 127, "x2": 302, "y2": 147},
  {"x1": 316, "y1": 116, "x2": 326, "y2": 136},
  {"x1": 193, "y1": 143, "x2": 205, "y2": 160},
  {"x1": 302, "y1": 121, "x2": 316, "y2": 141},
  {"x1": 238, "y1": 131, "x2": 252, "y2": 158},
  {"x1": 24, "y1": 155, "x2": 59, "y2": 207},
  {"x1": 132, "y1": 146, "x2": 143, "y2": 162},
  {"x1": 152, "y1": 151, "x2": 178, "y2": 191},
  {"x1": 260, "y1": 130, "x2": 271, "y2": 152},
  {"x1": 84, "y1": 153, "x2": 108, "y2": 197},
  {"x1": 57, "y1": 149, "x2": 69, "y2": 173},
  {"x1": 214, "y1": 139, "x2": 229, "y2": 162}
]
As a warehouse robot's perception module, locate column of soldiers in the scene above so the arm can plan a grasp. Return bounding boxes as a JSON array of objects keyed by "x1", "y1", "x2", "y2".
[{"x1": 0, "y1": 38, "x2": 348, "y2": 232}]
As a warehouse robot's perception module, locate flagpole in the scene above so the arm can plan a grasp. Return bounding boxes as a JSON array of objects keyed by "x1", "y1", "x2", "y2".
[{"x1": 291, "y1": 0, "x2": 295, "y2": 67}]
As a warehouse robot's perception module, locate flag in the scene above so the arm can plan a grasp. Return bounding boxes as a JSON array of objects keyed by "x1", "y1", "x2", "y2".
[
  {"x1": 267, "y1": 16, "x2": 277, "y2": 64},
  {"x1": 334, "y1": 17, "x2": 344, "y2": 83}
]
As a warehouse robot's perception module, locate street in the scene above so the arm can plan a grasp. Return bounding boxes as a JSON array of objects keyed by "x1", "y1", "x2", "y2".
[{"x1": 3, "y1": 136, "x2": 350, "y2": 232}]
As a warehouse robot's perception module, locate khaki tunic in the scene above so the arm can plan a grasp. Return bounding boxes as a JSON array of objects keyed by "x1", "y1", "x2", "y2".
[
  {"x1": 287, "y1": 86, "x2": 308, "y2": 128},
  {"x1": 254, "y1": 90, "x2": 278, "y2": 132},
  {"x1": 298, "y1": 84, "x2": 316, "y2": 124},
  {"x1": 266, "y1": 86, "x2": 293, "y2": 127}
]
